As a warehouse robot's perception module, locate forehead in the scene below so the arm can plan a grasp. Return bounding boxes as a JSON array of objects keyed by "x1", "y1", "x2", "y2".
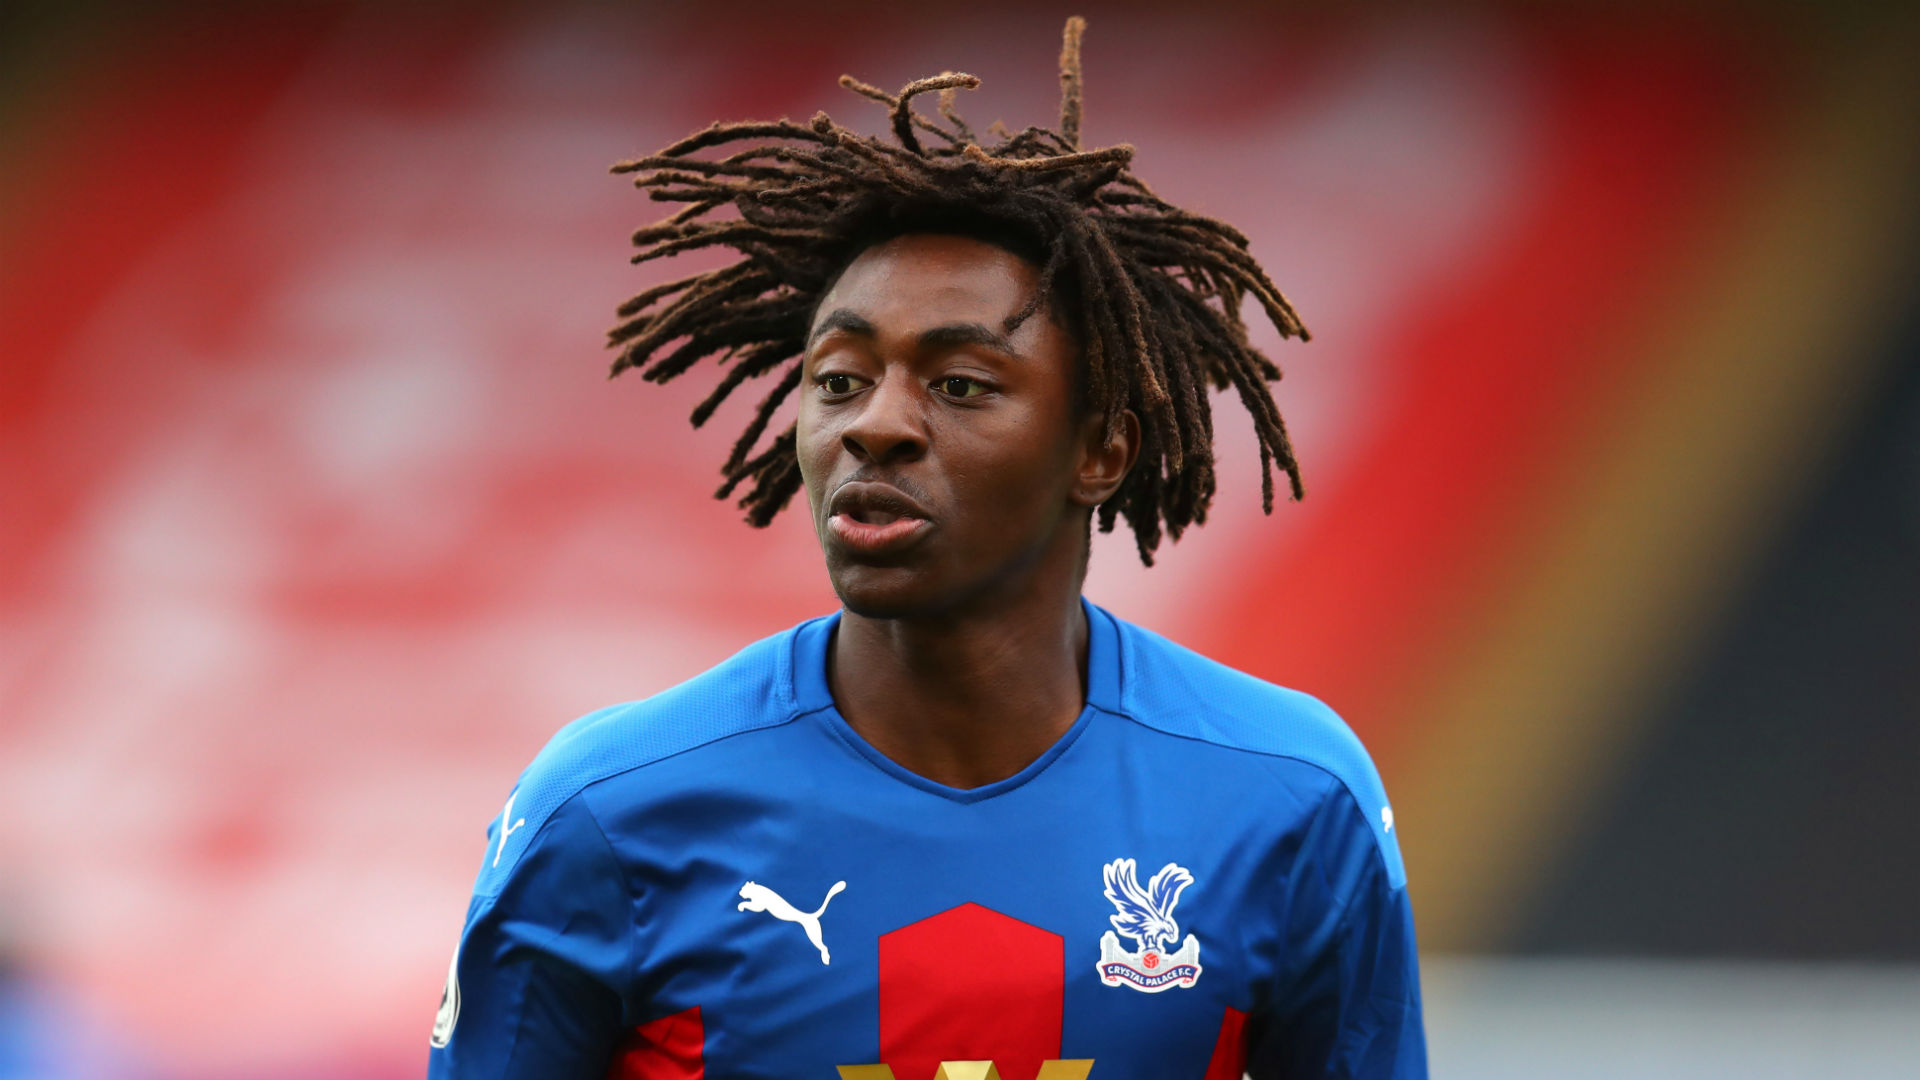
[{"x1": 812, "y1": 233, "x2": 1041, "y2": 331}]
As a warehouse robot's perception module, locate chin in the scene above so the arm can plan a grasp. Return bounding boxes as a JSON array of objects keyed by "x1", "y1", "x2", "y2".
[{"x1": 826, "y1": 561, "x2": 954, "y2": 620}]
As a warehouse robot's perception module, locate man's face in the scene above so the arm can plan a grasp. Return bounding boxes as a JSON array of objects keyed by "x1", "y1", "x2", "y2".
[{"x1": 797, "y1": 232, "x2": 1092, "y2": 619}]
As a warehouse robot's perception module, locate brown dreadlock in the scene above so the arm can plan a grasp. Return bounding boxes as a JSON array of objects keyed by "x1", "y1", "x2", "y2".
[{"x1": 607, "y1": 16, "x2": 1308, "y2": 565}]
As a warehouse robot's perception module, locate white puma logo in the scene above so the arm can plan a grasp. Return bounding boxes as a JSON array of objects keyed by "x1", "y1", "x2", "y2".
[
  {"x1": 493, "y1": 792, "x2": 526, "y2": 868},
  {"x1": 737, "y1": 879, "x2": 846, "y2": 965}
]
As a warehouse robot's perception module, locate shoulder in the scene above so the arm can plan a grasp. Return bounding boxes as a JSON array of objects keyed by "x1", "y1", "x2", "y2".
[
  {"x1": 1103, "y1": 609, "x2": 1406, "y2": 889},
  {"x1": 473, "y1": 614, "x2": 827, "y2": 895}
]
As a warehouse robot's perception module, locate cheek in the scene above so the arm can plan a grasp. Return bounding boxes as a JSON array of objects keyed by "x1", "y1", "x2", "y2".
[
  {"x1": 941, "y1": 419, "x2": 1073, "y2": 514},
  {"x1": 794, "y1": 400, "x2": 832, "y2": 499}
]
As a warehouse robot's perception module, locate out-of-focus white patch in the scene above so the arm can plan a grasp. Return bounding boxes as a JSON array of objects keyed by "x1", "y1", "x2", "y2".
[{"x1": 430, "y1": 939, "x2": 459, "y2": 1048}]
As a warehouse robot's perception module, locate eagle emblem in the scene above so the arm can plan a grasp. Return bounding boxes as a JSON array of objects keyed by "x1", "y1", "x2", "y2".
[{"x1": 1095, "y1": 858, "x2": 1203, "y2": 992}]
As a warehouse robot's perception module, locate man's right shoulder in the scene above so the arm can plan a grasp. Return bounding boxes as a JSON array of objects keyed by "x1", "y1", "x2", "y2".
[
  {"x1": 473, "y1": 615, "x2": 827, "y2": 893},
  {"x1": 529, "y1": 616, "x2": 821, "y2": 786}
]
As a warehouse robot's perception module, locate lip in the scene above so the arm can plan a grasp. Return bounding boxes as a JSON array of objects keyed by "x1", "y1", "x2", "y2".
[{"x1": 826, "y1": 481, "x2": 934, "y2": 557}]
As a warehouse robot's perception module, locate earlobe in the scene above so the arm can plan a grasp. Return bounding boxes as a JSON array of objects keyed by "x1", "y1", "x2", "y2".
[{"x1": 1071, "y1": 408, "x2": 1141, "y2": 507}]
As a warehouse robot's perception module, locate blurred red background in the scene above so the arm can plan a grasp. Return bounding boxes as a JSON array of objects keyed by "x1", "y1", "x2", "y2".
[{"x1": 1, "y1": 3, "x2": 1916, "y2": 1077}]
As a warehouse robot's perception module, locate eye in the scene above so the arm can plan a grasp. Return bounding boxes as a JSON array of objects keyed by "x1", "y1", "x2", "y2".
[
  {"x1": 936, "y1": 376, "x2": 989, "y2": 398},
  {"x1": 818, "y1": 372, "x2": 868, "y2": 396}
]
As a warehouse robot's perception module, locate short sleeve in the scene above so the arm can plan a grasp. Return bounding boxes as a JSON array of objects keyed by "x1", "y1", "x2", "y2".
[
  {"x1": 427, "y1": 790, "x2": 635, "y2": 1079},
  {"x1": 1249, "y1": 785, "x2": 1427, "y2": 1080}
]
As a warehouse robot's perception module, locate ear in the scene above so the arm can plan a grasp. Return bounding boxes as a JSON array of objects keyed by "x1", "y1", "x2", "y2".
[{"x1": 1070, "y1": 408, "x2": 1141, "y2": 508}]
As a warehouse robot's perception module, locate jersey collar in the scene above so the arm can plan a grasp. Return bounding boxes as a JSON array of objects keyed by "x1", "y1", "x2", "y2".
[{"x1": 788, "y1": 598, "x2": 1124, "y2": 803}]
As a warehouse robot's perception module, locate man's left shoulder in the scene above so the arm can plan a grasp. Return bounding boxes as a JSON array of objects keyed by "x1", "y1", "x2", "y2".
[{"x1": 1103, "y1": 609, "x2": 1406, "y2": 888}]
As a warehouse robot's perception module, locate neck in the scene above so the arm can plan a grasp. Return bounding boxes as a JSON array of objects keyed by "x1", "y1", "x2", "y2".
[{"x1": 829, "y1": 573, "x2": 1090, "y2": 791}]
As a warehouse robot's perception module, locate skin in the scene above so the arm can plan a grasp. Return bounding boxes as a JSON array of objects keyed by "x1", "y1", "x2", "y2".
[{"x1": 797, "y1": 233, "x2": 1139, "y2": 790}]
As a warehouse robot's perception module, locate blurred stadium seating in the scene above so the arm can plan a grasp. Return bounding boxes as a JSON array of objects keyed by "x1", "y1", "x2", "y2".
[{"x1": 1, "y1": 2, "x2": 1915, "y2": 1076}]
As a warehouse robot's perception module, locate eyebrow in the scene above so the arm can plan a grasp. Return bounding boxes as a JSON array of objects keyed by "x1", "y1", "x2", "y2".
[
  {"x1": 808, "y1": 309, "x2": 874, "y2": 348},
  {"x1": 808, "y1": 308, "x2": 1023, "y2": 359}
]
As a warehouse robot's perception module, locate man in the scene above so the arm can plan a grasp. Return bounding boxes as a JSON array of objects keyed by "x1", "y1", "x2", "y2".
[{"x1": 429, "y1": 18, "x2": 1424, "y2": 1079}]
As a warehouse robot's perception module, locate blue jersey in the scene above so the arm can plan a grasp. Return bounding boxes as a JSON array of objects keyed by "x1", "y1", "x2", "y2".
[{"x1": 428, "y1": 602, "x2": 1424, "y2": 1080}]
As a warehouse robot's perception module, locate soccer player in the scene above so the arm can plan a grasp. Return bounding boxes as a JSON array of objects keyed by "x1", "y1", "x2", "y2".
[{"x1": 429, "y1": 18, "x2": 1424, "y2": 1080}]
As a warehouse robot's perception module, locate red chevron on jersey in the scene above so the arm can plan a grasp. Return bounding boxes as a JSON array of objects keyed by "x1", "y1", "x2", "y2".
[{"x1": 879, "y1": 904, "x2": 1064, "y2": 1080}]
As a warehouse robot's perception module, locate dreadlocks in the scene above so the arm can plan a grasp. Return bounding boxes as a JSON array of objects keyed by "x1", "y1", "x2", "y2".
[{"x1": 607, "y1": 16, "x2": 1308, "y2": 565}]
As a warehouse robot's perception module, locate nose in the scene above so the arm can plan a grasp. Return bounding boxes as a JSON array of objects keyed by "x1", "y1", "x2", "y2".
[{"x1": 841, "y1": 375, "x2": 927, "y2": 466}]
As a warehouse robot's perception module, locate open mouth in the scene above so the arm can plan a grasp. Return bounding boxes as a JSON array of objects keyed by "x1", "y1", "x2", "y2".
[
  {"x1": 844, "y1": 505, "x2": 908, "y2": 526},
  {"x1": 828, "y1": 509, "x2": 931, "y2": 554},
  {"x1": 827, "y1": 483, "x2": 933, "y2": 555}
]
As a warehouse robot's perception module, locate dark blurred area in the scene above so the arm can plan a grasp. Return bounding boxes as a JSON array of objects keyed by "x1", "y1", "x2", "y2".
[
  {"x1": 1514, "y1": 291, "x2": 1920, "y2": 960},
  {"x1": 1, "y1": 1, "x2": 1915, "y2": 1076}
]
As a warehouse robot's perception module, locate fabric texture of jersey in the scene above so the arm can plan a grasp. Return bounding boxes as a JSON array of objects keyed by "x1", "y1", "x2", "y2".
[{"x1": 428, "y1": 601, "x2": 1425, "y2": 1080}]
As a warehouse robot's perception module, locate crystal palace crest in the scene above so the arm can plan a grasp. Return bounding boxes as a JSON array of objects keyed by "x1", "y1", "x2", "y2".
[{"x1": 1095, "y1": 858, "x2": 1203, "y2": 993}]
